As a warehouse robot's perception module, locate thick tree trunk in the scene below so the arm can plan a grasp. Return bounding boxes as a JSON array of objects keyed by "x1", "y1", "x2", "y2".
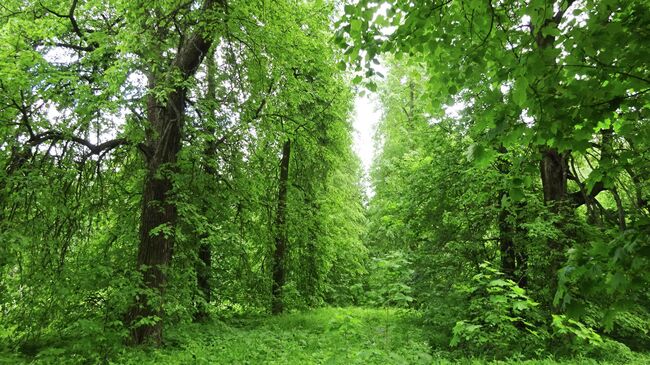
[
  {"x1": 539, "y1": 147, "x2": 569, "y2": 306},
  {"x1": 540, "y1": 148, "x2": 568, "y2": 207},
  {"x1": 127, "y1": 2, "x2": 216, "y2": 343},
  {"x1": 194, "y1": 241, "x2": 212, "y2": 321},
  {"x1": 129, "y1": 87, "x2": 184, "y2": 345},
  {"x1": 530, "y1": 2, "x2": 576, "y2": 306},
  {"x1": 272, "y1": 139, "x2": 291, "y2": 315}
]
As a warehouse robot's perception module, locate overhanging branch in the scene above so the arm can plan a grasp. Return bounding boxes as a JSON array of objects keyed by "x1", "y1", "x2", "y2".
[{"x1": 28, "y1": 131, "x2": 130, "y2": 157}]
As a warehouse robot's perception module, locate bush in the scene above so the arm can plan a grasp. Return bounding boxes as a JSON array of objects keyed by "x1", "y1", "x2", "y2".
[
  {"x1": 365, "y1": 250, "x2": 415, "y2": 308},
  {"x1": 449, "y1": 262, "x2": 547, "y2": 359}
]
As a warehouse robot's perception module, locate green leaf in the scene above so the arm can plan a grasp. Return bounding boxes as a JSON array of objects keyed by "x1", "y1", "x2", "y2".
[
  {"x1": 350, "y1": 19, "x2": 362, "y2": 35},
  {"x1": 512, "y1": 78, "x2": 528, "y2": 107},
  {"x1": 509, "y1": 187, "x2": 525, "y2": 202},
  {"x1": 488, "y1": 279, "x2": 509, "y2": 287},
  {"x1": 465, "y1": 144, "x2": 496, "y2": 168},
  {"x1": 541, "y1": 24, "x2": 561, "y2": 38}
]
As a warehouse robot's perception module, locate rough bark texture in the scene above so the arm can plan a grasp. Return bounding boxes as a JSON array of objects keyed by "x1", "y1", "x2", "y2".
[
  {"x1": 272, "y1": 139, "x2": 291, "y2": 315},
  {"x1": 539, "y1": 147, "x2": 570, "y2": 306},
  {"x1": 540, "y1": 148, "x2": 569, "y2": 208},
  {"x1": 128, "y1": 1, "x2": 217, "y2": 344},
  {"x1": 129, "y1": 87, "x2": 184, "y2": 345}
]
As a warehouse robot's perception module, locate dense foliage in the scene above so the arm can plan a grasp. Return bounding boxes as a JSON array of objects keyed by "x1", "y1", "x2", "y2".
[
  {"x1": 1, "y1": 0, "x2": 649, "y2": 363},
  {"x1": 0, "y1": 0, "x2": 367, "y2": 356},
  {"x1": 338, "y1": 0, "x2": 650, "y2": 361}
]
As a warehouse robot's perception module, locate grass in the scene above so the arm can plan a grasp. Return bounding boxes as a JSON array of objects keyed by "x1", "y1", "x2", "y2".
[
  {"x1": 2, "y1": 307, "x2": 649, "y2": 364},
  {"x1": 116, "y1": 307, "x2": 433, "y2": 365}
]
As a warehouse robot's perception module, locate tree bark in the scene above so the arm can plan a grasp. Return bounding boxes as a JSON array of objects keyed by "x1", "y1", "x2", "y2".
[
  {"x1": 530, "y1": 3, "x2": 575, "y2": 305},
  {"x1": 272, "y1": 139, "x2": 291, "y2": 315},
  {"x1": 195, "y1": 241, "x2": 212, "y2": 321},
  {"x1": 540, "y1": 148, "x2": 569, "y2": 208},
  {"x1": 539, "y1": 147, "x2": 570, "y2": 306},
  {"x1": 128, "y1": 81, "x2": 187, "y2": 345},
  {"x1": 495, "y1": 147, "x2": 524, "y2": 285},
  {"x1": 128, "y1": 1, "x2": 217, "y2": 344}
]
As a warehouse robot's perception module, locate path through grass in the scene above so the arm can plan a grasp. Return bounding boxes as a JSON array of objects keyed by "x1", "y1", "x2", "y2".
[{"x1": 117, "y1": 307, "x2": 432, "y2": 364}]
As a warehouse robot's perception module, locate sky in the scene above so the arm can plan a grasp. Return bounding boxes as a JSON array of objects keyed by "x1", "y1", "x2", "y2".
[
  {"x1": 352, "y1": 94, "x2": 380, "y2": 173},
  {"x1": 352, "y1": 93, "x2": 382, "y2": 194},
  {"x1": 350, "y1": 58, "x2": 388, "y2": 195}
]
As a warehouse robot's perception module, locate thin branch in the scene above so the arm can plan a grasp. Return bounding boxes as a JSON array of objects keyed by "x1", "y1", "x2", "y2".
[{"x1": 563, "y1": 63, "x2": 650, "y2": 85}]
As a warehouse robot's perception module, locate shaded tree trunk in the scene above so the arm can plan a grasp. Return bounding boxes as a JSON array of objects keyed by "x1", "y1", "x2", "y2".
[
  {"x1": 127, "y1": 7, "x2": 217, "y2": 344},
  {"x1": 516, "y1": 248, "x2": 528, "y2": 288},
  {"x1": 194, "y1": 241, "x2": 212, "y2": 321},
  {"x1": 495, "y1": 146, "x2": 528, "y2": 287},
  {"x1": 129, "y1": 87, "x2": 184, "y2": 345},
  {"x1": 539, "y1": 147, "x2": 569, "y2": 305},
  {"x1": 272, "y1": 139, "x2": 291, "y2": 315},
  {"x1": 530, "y1": 2, "x2": 576, "y2": 306},
  {"x1": 540, "y1": 148, "x2": 568, "y2": 206}
]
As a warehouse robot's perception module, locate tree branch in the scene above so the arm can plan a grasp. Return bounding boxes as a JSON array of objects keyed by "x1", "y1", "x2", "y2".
[{"x1": 28, "y1": 131, "x2": 129, "y2": 157}]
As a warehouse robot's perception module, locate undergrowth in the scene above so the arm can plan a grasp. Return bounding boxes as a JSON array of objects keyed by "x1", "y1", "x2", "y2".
[{"x1": 1, "y1": 307, "x2": 648, "y2": 364}]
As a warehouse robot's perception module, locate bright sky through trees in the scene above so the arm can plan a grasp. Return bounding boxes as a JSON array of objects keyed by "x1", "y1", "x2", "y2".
[{"x1": 352, "y1": 94, "x2": 380, "y2": 190}]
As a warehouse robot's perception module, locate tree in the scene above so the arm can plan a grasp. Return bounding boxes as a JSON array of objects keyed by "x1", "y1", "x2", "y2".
[{"x1": 338, "y1": 0, "x2": 650, "y2": 307}]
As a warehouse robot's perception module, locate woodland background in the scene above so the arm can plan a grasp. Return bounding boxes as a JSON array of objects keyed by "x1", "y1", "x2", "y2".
[{"x1": 0, "y1": 0, "x2": 649, "y2": 363}]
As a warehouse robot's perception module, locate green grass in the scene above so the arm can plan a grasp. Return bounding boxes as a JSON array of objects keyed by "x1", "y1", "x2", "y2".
[
  {"x1": 116, "y1": 307, "x2": 433, "y2": 365},
  {"x1": 2, "y1": 307, "x2": 649, "y2": 364}
]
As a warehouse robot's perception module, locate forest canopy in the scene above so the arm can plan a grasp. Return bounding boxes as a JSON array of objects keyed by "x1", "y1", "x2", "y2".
[{"x1": 1, "y1": 0, "x2": 649, "y2": 363}]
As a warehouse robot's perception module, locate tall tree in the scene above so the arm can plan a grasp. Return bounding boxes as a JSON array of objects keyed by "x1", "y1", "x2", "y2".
[
  {"x1": 271, "y1": 139, "x2": 291, "y2": 314},
  {"x1": 126, "y1": 0, "x2": 224, "y2": 344},
  {"x1": 338, "y1": 0, "x2": 650, "y2": 307}
]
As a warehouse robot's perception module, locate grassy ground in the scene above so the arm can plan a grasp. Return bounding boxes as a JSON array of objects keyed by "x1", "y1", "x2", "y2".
[
  {"x1": 2, "y1": 307, "x2": 649, "y2": 364},
  {"x1": 117, "y1": 307, "x2": 432, "y2": 365}
]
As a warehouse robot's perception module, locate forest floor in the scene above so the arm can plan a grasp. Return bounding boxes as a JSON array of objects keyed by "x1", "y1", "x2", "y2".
[
  {"x1": 116, "y1": 307, "x2": 432, "y2": 364},
  {"x1": 3, "y1": 307, "x2": 649, "y2": 364}
]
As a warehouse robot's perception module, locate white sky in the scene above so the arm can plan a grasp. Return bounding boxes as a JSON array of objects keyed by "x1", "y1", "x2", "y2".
[{"x1": 352, "y1": 93, "x2": 381, "y2": 194}]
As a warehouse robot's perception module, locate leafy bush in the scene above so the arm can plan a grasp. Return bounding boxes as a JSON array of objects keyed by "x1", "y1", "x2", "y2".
[
  {"x1": 449, "y1": 262, "x2": 546, "y2": 358},
  {"x1": 365, "y1": 250, "x2": 414, "y2": 308}
]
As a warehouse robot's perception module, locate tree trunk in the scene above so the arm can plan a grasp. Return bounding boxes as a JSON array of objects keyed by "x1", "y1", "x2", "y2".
[
  {"x1": 516, "y1": 247, "x2": 528, "y2": 288},
  {"x1": 128, "y1": 86, "x2": 184, "y2": 345},
  {"x1": 272, "y1": 139, "x2": 291, "y2": 315},
  {"x1": 194, "y1": 241, "x2": 212, "y2": 321},
  {"x1": 127, "y1": 4, "x2": 216, "y2": 343},
  {"x1": 540, "y1": 148, "x2": 568, "y2": 207},
  {"x1": 539, "y1": 147, "x2": 569, "y2": 306}
]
